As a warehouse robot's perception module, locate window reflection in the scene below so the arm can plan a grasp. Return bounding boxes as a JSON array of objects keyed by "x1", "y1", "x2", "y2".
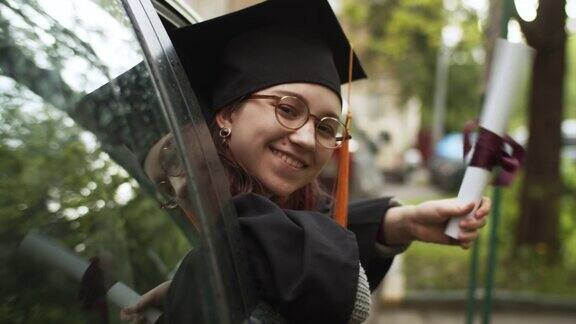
[
  {"x1": 2, "y1": 0, "x2": 142, "y2": 93},
  {"x1": 0, "y1": 0, "x2": 192, "y2": 322}
]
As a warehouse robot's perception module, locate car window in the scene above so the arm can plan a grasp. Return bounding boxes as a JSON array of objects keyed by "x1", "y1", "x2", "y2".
[{"x1": 0, "y1": 0, "x2": 253, "y2": 322}]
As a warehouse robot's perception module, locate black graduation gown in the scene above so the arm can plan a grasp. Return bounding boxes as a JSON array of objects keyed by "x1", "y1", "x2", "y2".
[{"x1": 163, "y1": 193, "x2": 395, "y2": 323}]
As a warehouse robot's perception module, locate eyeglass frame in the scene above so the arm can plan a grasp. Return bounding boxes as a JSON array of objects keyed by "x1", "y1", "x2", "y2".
[
  {"x1": 244, "y1": 94, "x2": 351, "y2": 149},
  {"x1": 154, "y1": 137, "x2": 184, "y2": 210}
]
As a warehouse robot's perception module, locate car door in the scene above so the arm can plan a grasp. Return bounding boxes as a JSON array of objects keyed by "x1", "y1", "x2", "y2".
[{"x1": 0, "y1": 0, "x2": 254, "y2": 322}]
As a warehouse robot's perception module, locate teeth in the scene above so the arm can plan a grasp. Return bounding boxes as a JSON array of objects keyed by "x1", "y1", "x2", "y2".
[{"x1": 272, "y1": 148, "x2": 305, "y2": 169}]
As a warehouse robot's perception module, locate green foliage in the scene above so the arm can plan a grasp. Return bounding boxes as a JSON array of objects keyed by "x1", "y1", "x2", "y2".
[
  {"x1": 560, "y1": 161, "x2": 576, "y2": 268},
  {"x1": 347, "y1": 0, "x2": 444, "y2": 103},
  {"x1": 342, "y1": 0, "x2": 368, "y2": 24},
  {"x1": 404, "y1": 241, "x2": 471, "y2": 290},
  {"x1": 493, "y1": 167, "x2": 576, "y2": 296},
  {"x1": 0, "y1": 77, "x2": 189, "y2": 323},
  {"x1": 341, "y1": 0, "x2": 483, "y2": 130},
  {"x1": 404, "y1": 164, "x2": 576, "y2": 296},
  {"x1": 444, "y1": 61, "x2": 482, "y2": 132},
  {"x1": 0, "y1": 1, "x2": 250, "y2": 322}
]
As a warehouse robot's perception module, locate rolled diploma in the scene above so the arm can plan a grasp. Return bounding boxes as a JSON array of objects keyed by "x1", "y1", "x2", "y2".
[
  {"x1": 19, "y1": 233, "x2": 161, "y2": 322},
  {"x1": 444, "y1": 39, "x2": 534, "y2": 239}
]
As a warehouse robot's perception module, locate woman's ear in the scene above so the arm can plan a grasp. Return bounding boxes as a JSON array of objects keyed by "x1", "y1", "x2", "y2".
[{"x1": 215, "y1": 107, "x2": 234, "y2": 129}]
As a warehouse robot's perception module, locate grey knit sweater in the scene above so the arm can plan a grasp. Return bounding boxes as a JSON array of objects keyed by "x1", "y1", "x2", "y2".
[{"x1": 348, "y1": 263, "x2": 371, "y2": 324}]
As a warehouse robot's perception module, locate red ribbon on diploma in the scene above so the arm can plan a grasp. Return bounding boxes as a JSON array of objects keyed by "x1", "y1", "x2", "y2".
[{"x1": 463, "y1": 120, "x2": 525, "y2": 186}]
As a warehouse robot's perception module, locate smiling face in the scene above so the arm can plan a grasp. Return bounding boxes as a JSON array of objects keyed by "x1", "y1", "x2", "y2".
[{"x1": 216, "y1": 83, "x2": 341, "y2": 197}]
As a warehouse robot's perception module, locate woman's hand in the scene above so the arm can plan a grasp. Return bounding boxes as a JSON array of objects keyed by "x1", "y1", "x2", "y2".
[
  {"x1": 384, "y1": 197, "x2": 491, "y2": 249},
  {"x1": 120, "y1": 280, "x2": 171, "y2": 323}
]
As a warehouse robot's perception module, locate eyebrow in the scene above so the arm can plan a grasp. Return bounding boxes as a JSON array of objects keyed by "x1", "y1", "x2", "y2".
[{"x1": 271, "y1": 89, "x2": 340, "y2": 119}]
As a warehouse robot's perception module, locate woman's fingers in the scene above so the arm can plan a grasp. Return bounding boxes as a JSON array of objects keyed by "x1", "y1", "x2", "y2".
[
  {"x1": 120, "y1": 309, "x2": 138, "y2": 322},
  {"x1": 427, "y1": 200, "x2": 475, "y2": 220},
  {"x1": 442, "y1": 197, "x2": 491, "y2": 220},
  {"x1": 120, "y1": 281, "x2": 170, "y2": 322},
  {"x1": 459, "y1": 217, "x2": 486, "y2": 231},
  {"x1": 120, "y1": 296, "x2": 149, "y2": 322},
  {"x1": 120, "y1": 309, "x2": 148, "y2": 323},
  {"x1": 475, "y1": 197, "x2": 491, "y2": 219},
  {"x1": 453, "y1": 196, "x2": 490, "y2": 237},
  {"x1": 453, "y1": 198, "x2": 490, "y2": 249},
  {"x1": 458, "y1": 230, "x2": 479, "y2": 242},
  {"x1": 449, "y1": 201, "x2": 475, "y2": 217},
  {"x1": 136, "y1": 314, "x2": 149, "y2": 324}
]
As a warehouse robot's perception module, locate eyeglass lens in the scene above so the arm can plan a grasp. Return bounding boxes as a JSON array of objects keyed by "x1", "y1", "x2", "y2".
[
  {"x1": 156, "y1": 180, "x2": 178, "y2": 209},
  {"x1": 155, "y1": 138, "x2": 185, "y2": 209},
  {"x1": 274, "y1": 96, "x2": 346, "y2": 148},
  {"x1": 160, "y1": 139, "x2": 185, "y2": 177}
]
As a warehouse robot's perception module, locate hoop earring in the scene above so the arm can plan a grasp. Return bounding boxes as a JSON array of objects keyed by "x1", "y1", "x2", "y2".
[{"x1": 219, "y1": 127, "x2": 231, "y2": 145}]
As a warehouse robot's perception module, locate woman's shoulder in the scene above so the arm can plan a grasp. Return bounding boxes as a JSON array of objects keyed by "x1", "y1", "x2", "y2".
[{"x1": 231, "y1": 193, "x2": 344, "y2": 229}]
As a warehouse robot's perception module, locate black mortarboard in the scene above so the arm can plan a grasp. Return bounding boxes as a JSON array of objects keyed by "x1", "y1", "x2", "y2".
[
  {"x1": 170, "y1": 0, "x2": 367, "y2": 121},
  {"x1": 71, "y1": 63, "x2": 170, "y2": 189}
]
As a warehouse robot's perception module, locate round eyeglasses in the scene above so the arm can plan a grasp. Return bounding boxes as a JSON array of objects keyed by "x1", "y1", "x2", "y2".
[
  {"x1": 155, "y1": 137, "x2": 184, "y2": 210},
  {"x1": 246, "y1": 94, "x2": 351, "y2": 149}
]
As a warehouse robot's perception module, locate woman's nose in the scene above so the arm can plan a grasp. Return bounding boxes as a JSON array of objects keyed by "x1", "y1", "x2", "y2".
[{"x1": 288, "y1": 119, "x2": 316, "y2": 149}]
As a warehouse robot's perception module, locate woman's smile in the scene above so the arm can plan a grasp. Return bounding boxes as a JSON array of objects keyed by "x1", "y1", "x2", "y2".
[{"x1": 269, "y1": 147, "x2": 308, "y2": 170}]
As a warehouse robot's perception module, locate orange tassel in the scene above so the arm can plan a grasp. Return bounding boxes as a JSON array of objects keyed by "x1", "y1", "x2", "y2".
[
  {"x1": 332, "y1": 46, "x2": 355, "y2": 228},
  {"x1": 333, "y1": 139, "x2": 350, "y2": 227}
]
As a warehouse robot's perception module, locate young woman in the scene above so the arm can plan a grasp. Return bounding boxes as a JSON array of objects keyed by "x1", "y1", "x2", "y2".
[{"x1": 122, "y1": 0, "x2": 490, "y2": 323}]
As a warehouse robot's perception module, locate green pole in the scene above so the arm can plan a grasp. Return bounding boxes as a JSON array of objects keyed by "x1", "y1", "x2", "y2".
[
  {"x1": 466, "y1": 94, "x2": 487, "y2": 324},
  {"x1": 481, "y1": 184, "x2": 501, "y2": 324},
  {"x1": 481, "y1": 1, "x2": 513, "y2": 323},
  {"x1": 465, "y1": 236, "x2": 481, "y2": 324}
]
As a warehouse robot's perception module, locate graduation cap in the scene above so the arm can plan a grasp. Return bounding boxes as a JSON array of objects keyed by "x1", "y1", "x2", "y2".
[
  {"x1": 70, "y1": 62, "x2": 173, "y2": 199},
  {"x1": 170, "y1": 0, "x2": 367, "y2": 121}
]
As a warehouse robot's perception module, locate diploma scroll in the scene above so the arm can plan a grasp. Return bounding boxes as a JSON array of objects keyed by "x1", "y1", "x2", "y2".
[
  {"x1": 19, "y1": 233, "x2": 162, "y2": 323},
  {"x1": 444, "y1": 39, "x2": 534, "y2": 239}
]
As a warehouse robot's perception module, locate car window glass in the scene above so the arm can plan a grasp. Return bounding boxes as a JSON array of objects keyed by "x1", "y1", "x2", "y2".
[{"x1": 0, "y1": 0, "x2": 206, "y2": 322}]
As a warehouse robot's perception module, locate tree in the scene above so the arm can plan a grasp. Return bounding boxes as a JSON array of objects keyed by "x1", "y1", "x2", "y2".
[
  {"x1": 516, "y1": 0, "x2": 567, "y2": 260},
  {"x1": 0, "y1": 1, "x2": 189, "y2": 321},
  {"x1": 341, "y1": 0, "x2": 484, "y2": 132},
  {"x1": 0, "y1": 81, "x2": 190, "y2": 323}
]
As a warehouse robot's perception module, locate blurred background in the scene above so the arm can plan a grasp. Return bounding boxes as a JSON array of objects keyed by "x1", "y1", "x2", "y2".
[{"x1": 1, "y1": 0, "x2": 575, "y2": 323}]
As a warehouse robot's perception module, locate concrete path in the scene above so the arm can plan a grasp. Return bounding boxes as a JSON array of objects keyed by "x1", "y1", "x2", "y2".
[{"x1": 371, "y1": 307, "x2": 576, "y2": 324}]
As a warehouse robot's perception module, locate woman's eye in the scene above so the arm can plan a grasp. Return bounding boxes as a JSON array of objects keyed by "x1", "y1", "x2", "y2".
[
  {"x1": 278, "y1": 104, "x2": 300, "y2": 118},
  {"x1": 317, "y1": 124, "x2": 336, "y2": 136},
  {"x1": 157, "y1": 180, "x2": 175, "y2": 197}
]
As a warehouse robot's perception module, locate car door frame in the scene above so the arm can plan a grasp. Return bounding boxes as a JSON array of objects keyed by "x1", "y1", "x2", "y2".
[{"x1": 120, "y1": 0, "x2": 255, "y2": 322}]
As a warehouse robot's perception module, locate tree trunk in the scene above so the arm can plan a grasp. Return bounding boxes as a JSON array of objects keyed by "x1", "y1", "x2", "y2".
[{"x1": 516, "y1": 0, "x2": 567, "y2": 261}]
